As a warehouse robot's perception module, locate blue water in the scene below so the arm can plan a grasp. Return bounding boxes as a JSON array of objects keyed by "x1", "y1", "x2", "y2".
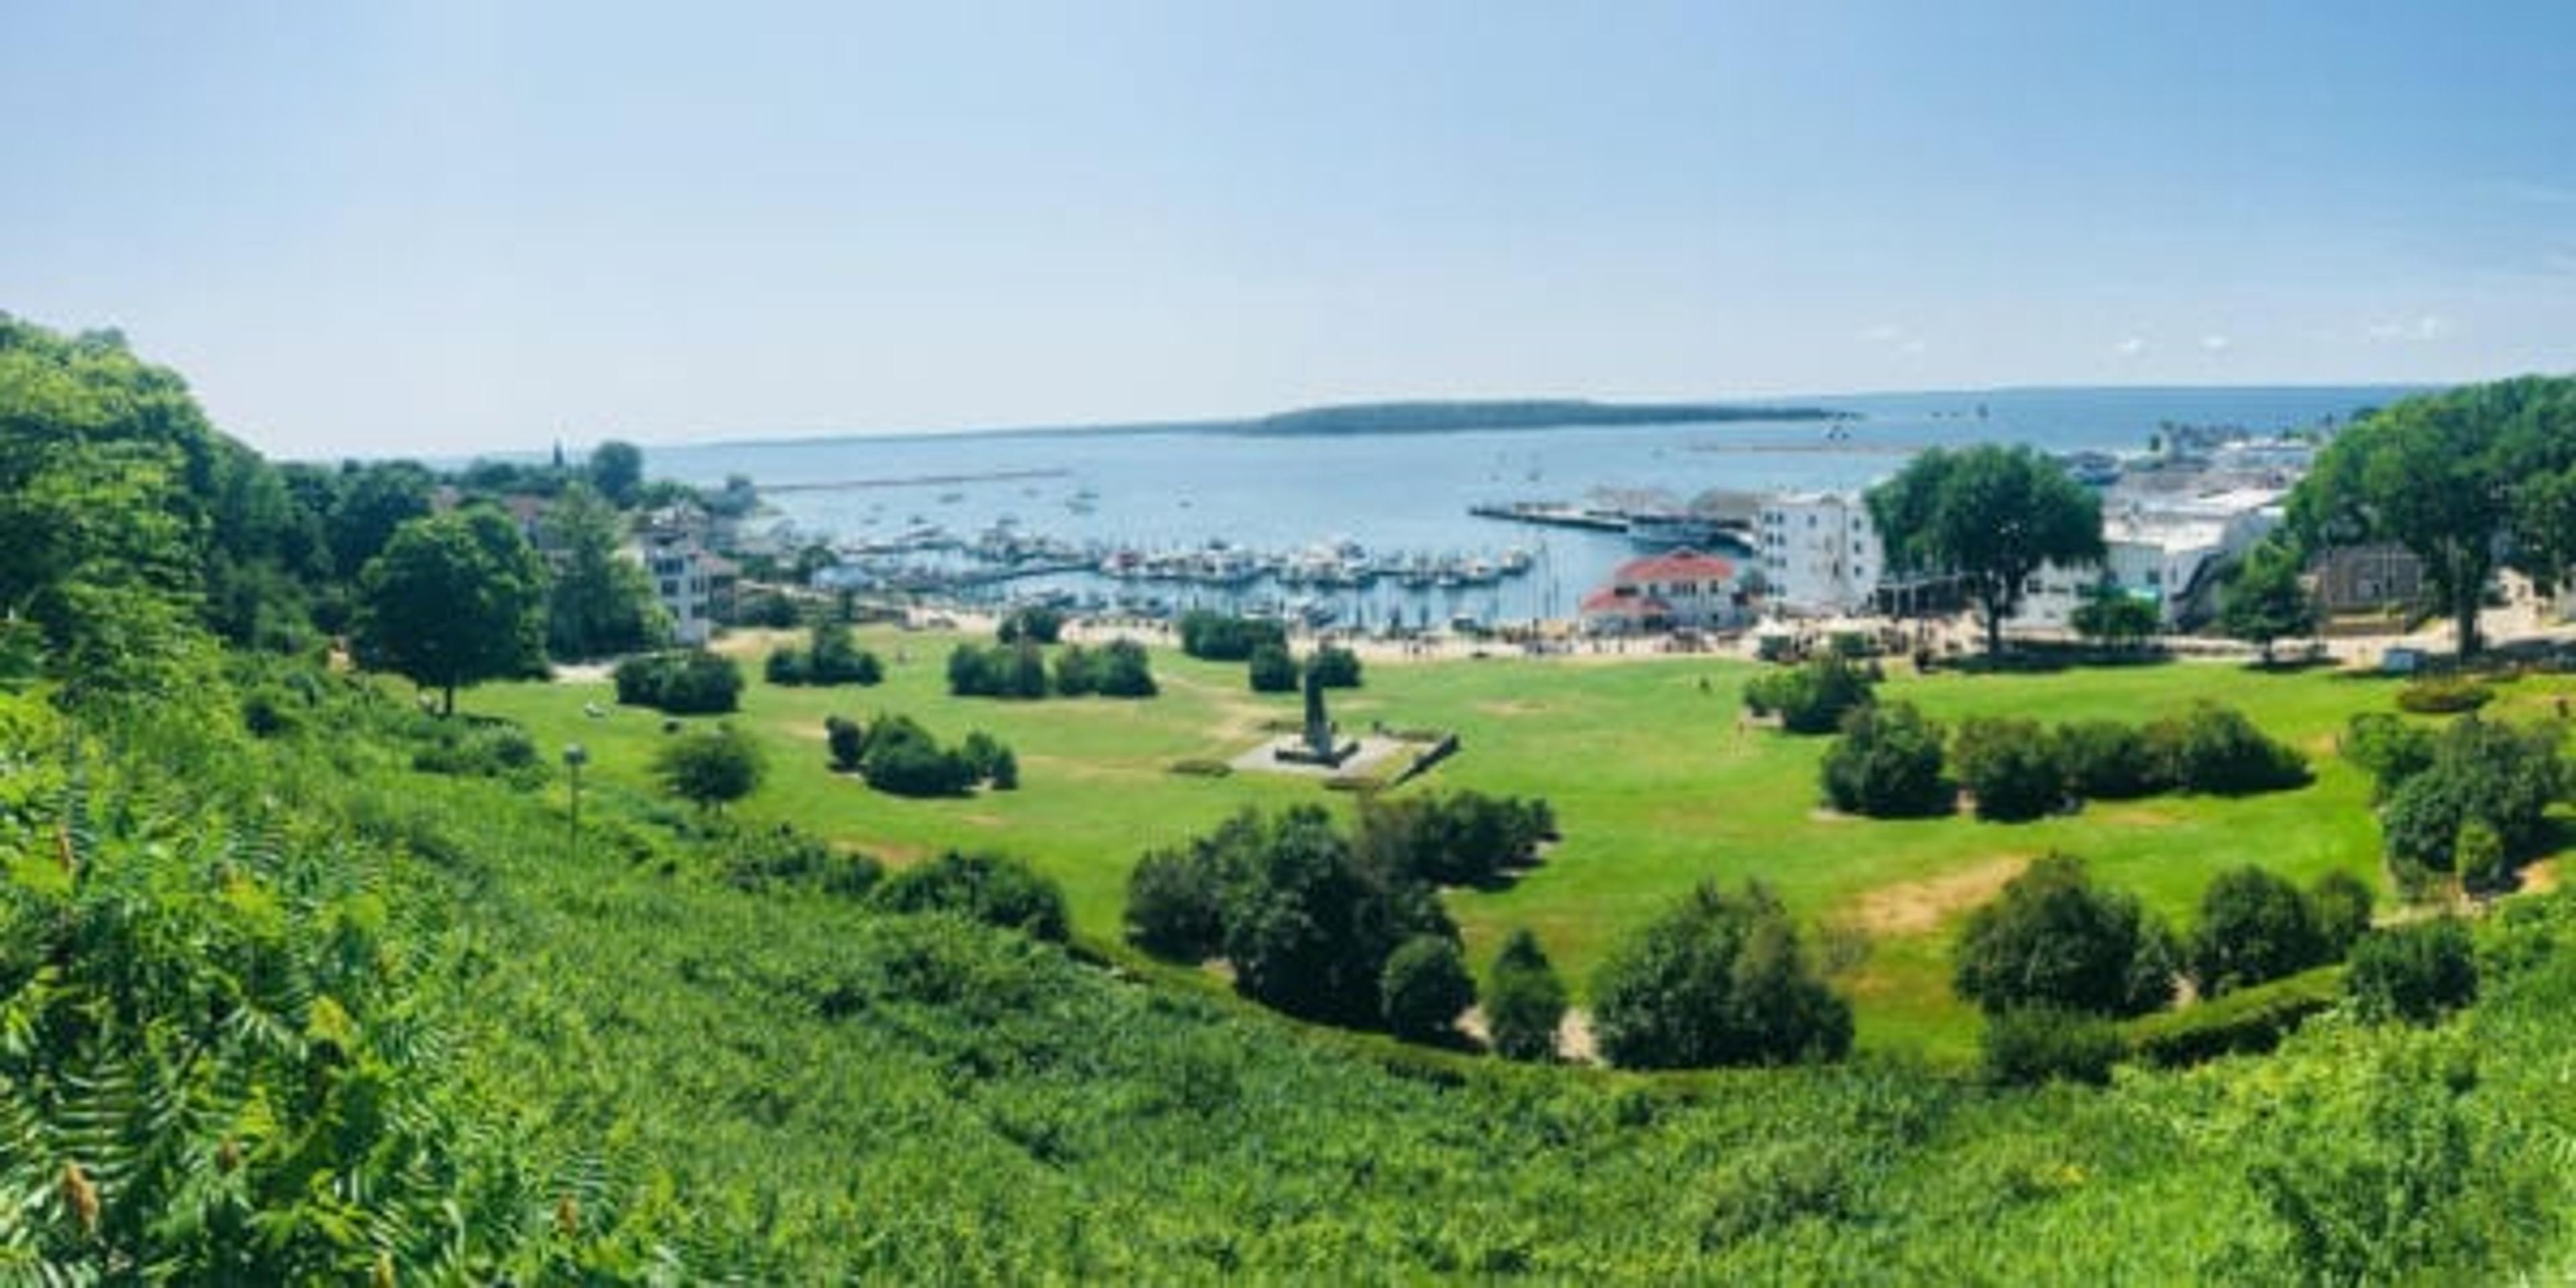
[{"x1": 648, "y1": 385, "x2": 2418, "y2": 625}]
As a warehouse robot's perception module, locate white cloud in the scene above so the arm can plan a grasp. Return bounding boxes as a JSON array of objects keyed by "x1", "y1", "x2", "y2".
[
  {"x1": 2114, "y1": 336, "x2": 2145, "y2": 358},
  {"x1": 2200, "y1": 334, "x2": 2233, "y2": 354}
]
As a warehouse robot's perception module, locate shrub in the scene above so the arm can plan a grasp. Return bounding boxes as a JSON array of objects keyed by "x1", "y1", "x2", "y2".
[
  {"x1": 1980, "y1": 1006, "x2": 2122, "y2": 1086},
  {"x1": 859, "y1": 715, "x2": 979, "y2": 797},
  {"x1": 805, "y1": 620, "x2": 883, "y2": 686},
  {"x1": 1381, "y1": 935, "x2": 1476, "y2": 1042},
  {"x1": 873, "y1": 850, "x2": 1070, "y2": 942},
  {"x1": 613, "y1": 650, "x2": 744, "y2": 714},
  {"x1": 2052, "y1": 719, "x2": 2164, "y2": 800},
  {"x1": 824, "y1": 714, "x2": 867, "y2": 771},
  {"x1": 2396, "y1": 675, "x2": 2493, "y2": 714},
  {"x1": 1952, "y1": 716, "x2": 2063, "y2": 822},
  {"x1": 2380, "y1": 717, "x2": 2565, "y2": 887},
  {"x1": 1953, "y1": 853, "x2": 2176, "y2": 1018},
  {"x1": 2124, "y1": 964, "x2": 2343, "y2": 1066},
  {"x1": 1177, "y1": 610, "x2": 1287, "y2": 661},
  {"x1": 1126, "y1": 848, "x2": 1230, "y2": 961},
  {"x1": 1309, "y1": 645, "x2": 1363, "y2": 689},
  {"x1": 998, "y1": 606, "x2": 1065, "y2": 645},
  {"x1": 2308, "y1": 869, "x2": 2375, "y2": 959},
  {"x1": 764, "y1": 648, "x2": 810, "y2": 686},
  {"x1": 1247, "y1": 643, "x2": 1298, "y2": 693},
  {"x1": 2345, "y1": 919, "x2": 2478, "y2": 1025},
  {"x1": 1216, "y1": 806, "x2": 1452, "y2": 1026},
  {"x1": 987, "y1": 747, "x2": 1019, "y2": 790},
  {"x1": 1820, "y1": 702, "x2": 1953, "y2": 818},
  {"x1": 1591, "y1": 881, "x2": 1854, "y2": 1069},
  {"x1": 2188, "y1": 866, "x2": 2329, "y2": 998},
  {"x1": 1357, "y1": 790, "x2": 1552, "y2": 888},
  {"x1": 1089, "y1": 639, "x2": 1158, "y2": 697},
  {"x1": 1483, "y1": 928, "x2": 1567, "y2": 1062},
  {"x1": 2145, "y1": 703, "x2": 2308, "y2": 795},
  {"x1": 651, "y1": 723, "x2": 765, "y2": 812},
  {"x1": 723, "y1": 824, "x2": 882, "y2": 896},
  {"x1": 1742, "y1": 654, "x2": 1877, "y2": 735},
  {"x1": 2340, "y1": 712, "x2": 2436, "y2": 802}
]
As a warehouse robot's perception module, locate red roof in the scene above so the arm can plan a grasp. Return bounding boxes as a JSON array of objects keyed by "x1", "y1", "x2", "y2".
[
  {"x1": 1609, "y1": 549, "x2": 1736, "y2": 586},
  {"x1": 1579, "y1": 589, "x2": 1672, "y2": 617}
]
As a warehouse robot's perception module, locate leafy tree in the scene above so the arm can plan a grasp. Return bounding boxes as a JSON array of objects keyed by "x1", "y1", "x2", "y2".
[
  {"x1": 1220, "y1": 806, "x2": 1450, "y2": 1027},
  {"x1": 1741, "y1": 653, "x2": 1877, "y2": 734},
  {"x1": 2307, "y1": 869, "x2": 2375, "y2": 959},
  {"x1": 1483, "y1": 928, "x2": 1567, "y2": 1062},
  {"x1": 806, "y1": 619, "x2": 883, "y2": 685},
  {"x1": 2339, "y1": 712, "x2": 2436, "y2": 802},
  {"x1": 2379, "y1": 716, "x2": 2565, "y2": 890},
  {"x1": 2189, "y1": 866, "x2": 2329, "y2": 998},
  {"x1": 1380, "y1": 935, "x2": 1477, "y2": 1042},
  {"x1": 2218, "y1": 539, "x2": 2318, "y2": 664},
  {"x1": 355, "y1": 508, "x2": 548, "y2": 715},
  {"x1": 824, "y1": 714, "x2": 867, "y2": 771},
  {"x1": 1308, "y1": 644, "x2": 1363, "y2": 689},
  {"x1": 1591, "y1": 881, "x2": 1854, "y2": 1069},
  {"x1": 1177, "y1": 611, "x2": 1287, "y2": 661},
  {"x1": 1953, "y1": 854, "x2": 2176, "y2": 1018},
  {"x1": 2288, "y1": 377, "x2": 2576, "y2": 657},
  {"x1": 2070, "y1": 590, "x2": 2159, "y2": 650},
  {"x1": 1952, "y1": 716, "x2": 2064, "y2": 822},
  {"x1": 612, "y1": 649, "x2": 743, "y2": 714},
  {"x1": 873, "y1": 851, "x2": 1069, "y2": 942},
  {"x1": 1820, "y1": 702, "x2": 1953, "y2": 818},
  {"x1": 2345, "y1": 920, "x2": 2479, "y2": 1025},
  {"x1": 1358, "y1": 790, "x2": 1552, "y2": 888},
  {"x1": 653, "y1": 723, "x2": 765, "y2": 813},
  {"x1": 326, "y1": 460, "x2": 436, "y2": 580},
  {"x1": 2051, "y1": 719, "x2": 2163, "y2": 799},
  {"x1": 1980, "y1": 1006, "x2": 2123, "y2": 1087},
  {"x1": 998, "y1": 606, "x2": 1065, "y2": 645},
  {"x1": 2144, "y1": 703, "x2": 2310, "y2": 796},
  {"x1": 1248, "y1": 641, "x2": 1298, "y2": 693},
  {"x1": 545, "y1": 483, "x2": 665, "y2": 660},
  {"x1": 587, "y1": 439, "x2": 645, "y2": 508},
  {"x1": 1867, "y1": 444, "x2": 2106, "y2": 655},
  {"x1": 1126, "y1": 847, "x2": 1230, "y2": 961},
  {"x1": 857, "y1": 715, "x2": 979, "y2": 797}
]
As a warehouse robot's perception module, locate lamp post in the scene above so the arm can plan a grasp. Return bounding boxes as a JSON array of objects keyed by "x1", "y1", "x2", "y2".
[{"x1": 563, "y1": 743, "x2": 588, "y2": 855}]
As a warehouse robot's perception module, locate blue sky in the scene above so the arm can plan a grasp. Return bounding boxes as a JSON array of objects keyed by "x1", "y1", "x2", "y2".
[{"x1": 5, "y1": 1, "x2": 2574, "y2": 458}]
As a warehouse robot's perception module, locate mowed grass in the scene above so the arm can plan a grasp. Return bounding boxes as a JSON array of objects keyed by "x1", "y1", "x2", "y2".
[{"x1": 470, "y1": 629, "x2": 2576, "y2": 1064}]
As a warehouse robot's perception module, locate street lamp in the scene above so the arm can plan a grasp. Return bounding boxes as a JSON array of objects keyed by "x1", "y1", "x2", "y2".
[{"x1": 563, "y1": 743, "x2": 588, "y2": 854}]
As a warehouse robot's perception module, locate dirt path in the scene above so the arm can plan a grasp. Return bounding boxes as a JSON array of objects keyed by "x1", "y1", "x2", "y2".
[{"x1": 1838, "y1": 856, "x2": 2031, "y2": 937}]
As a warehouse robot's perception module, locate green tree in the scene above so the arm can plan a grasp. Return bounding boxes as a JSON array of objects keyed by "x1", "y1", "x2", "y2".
[
  {"x1": 1952, "y1": 853, "x2": 2176, "y2": 1017},
  {"x1": 1742, "y1": 653, "x2": 1878, "y2": 734},
  {"x1": 1867, "y1": 445, "x2": 2106, "y2": 655},
  {"x1": 327, "y1": 460, "x2": 435, "y2": 580},
  {"x1": 2070, "y1": 590, "x2": 2159, "y2": 650},
  {"x1": 356, "y1": 508, "x2": 548, "y2": 715},
  {"x1": 1483, "y1": 928, "x2": 1567, "y2": 1062},
  {"x1": 2345, "y1": 920, "x2": 2479, "y2": 1026},
  {"x1": 1820, "y1": 701, "x2": 1953, "y2": 818},
  {"x1": 873, "y1": 851, "x2": 1069, "y2": 942},
  {"x1": 653, "y1": 722, "x2": 765, "y2": 812},
  {"x1": 588, "y1": 439, "x2": 645, "y2": 508},
  {"x1": 1248, "y1": 641, "x2": 1299, "y2": 693},
  {"x1": 545, "y1": 482, "x2": 665, "y2": 660},
  {"x1": 1952, "y1": 716, "x2": 2064, "y2": 822},
  {"x1": 1220, "y1": 806, "x2": 1450, "y2": 1027},
  {"x1": 2289, "y1": 377, "x2": 2576, "y2": 657},
  {"x1": 2218, "y1": 538, "x2": 2318, "y2": 664},
  {"x1": 2379, "y1": 717, "x2": 2565, "y2": 891},
  {"x1": 2188, "y1": 866, "x2": 2328, "y2": 998},
  {"x1": 1591, "y1": 881, "x2": 1854, "y2": 1069},
  {"x1": 1380, "y1": 935, "x2": 1476, "y2": 1042}
]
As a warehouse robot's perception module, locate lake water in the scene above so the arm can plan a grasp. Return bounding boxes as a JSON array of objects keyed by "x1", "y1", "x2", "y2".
[{"x1": 649, "y1": 385, "x2": 2416, "y2": 626}]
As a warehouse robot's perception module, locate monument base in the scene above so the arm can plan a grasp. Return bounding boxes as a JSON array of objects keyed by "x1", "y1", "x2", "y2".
[{"x1": 1273, "y1": 739, "x2": 1361, "y2": 768}]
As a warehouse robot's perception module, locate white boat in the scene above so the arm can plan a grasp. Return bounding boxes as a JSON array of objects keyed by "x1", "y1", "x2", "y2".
[{"x1": 1625, "y1": 513, "x2": 1720, "y2": 548}]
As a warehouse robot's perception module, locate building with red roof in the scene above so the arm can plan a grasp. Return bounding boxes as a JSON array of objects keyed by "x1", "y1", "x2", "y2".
[{"x1": 1579, "y1": 549, "x2": 1749, "y2": 633}]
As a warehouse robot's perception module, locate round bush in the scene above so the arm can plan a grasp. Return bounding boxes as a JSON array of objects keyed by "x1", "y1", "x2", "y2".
[
  {"x1": 1820, "y1": 702, "x2": 1954, "y2": 818},
  {"x1": 1380, "y1": 935, "x2": 1476, "y2": 1042},
  {"x1": 1980, "y1": 1006, "x2": 2123, "y2": 1087},
  {"x1": 2345, "y1": 919, "x2": 2478, "y2": 1026},
  {"x1": 1953, "y1": 716, "x2": 2064, "y2": 822}
]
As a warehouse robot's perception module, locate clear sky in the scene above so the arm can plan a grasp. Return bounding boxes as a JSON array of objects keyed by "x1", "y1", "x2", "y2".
[{"x1": 6, "y1": 1, "x2": 2574, "y2": 459}]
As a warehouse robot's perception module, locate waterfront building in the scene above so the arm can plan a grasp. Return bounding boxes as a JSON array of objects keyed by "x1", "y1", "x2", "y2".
[
  {"x1": 1579, "y1": 549, "x2": 1750, "y2": 633},
  {"x1": 635, "y1": 508, "x2": 738, "y2": 646},
  {"x1": 1754, "y1": 492, "x2": 1884, "y2": 614},
  {"x1": 2015, "y1": 487, "x2": 2284, "y2": 629}
]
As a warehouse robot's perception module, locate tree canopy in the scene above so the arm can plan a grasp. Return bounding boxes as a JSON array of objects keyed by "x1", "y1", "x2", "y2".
[
  {"x1": 356, "y1": 508, "x2": 549, "y2": 714},
  {"x1": 2218, "y1": 538, "x2": 2319, "y2": 663},
  {"x1": 1868, "y1": 445, "x2": 2105, "y2": 655}
]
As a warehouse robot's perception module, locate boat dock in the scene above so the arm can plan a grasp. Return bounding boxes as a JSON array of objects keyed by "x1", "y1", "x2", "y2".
[
  {"x1": 762, "y1": 467, "x2": 1073, "y2": 494},
  {"x1": 1467, "y1": 500, "x2": 1629, "y2": 533}
]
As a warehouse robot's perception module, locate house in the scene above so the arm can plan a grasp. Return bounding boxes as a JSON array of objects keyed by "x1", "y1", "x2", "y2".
[
  {"x1": 1754, "y1": 492, "x2": 1884, "y2": 614},
  {"x1": 635, "y1": 513, "x2": 737, "y2": 646},
  {"x1": 2312, "y1": 543, "x2": 2424, "y2": 616},
  {"x1": 1580, "y1": 549, "x2": 1749, "y2": 633},
  {"x1": 2015, "y1": 488, "x2": 2285, "y2": 630}
]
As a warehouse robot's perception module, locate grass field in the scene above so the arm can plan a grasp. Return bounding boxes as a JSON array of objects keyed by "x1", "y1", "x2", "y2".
[{"x1": 471, "y1": 629, "x2": 2576, "y2": 1063}]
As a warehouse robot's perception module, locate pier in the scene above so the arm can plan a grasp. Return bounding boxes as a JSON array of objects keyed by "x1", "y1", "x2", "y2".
[{"x1": 1467, "y1": 500, "x2": 1629, "y2": 533}]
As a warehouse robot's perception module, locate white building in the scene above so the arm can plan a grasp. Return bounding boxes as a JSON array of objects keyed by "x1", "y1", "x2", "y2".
[
  {"x1": 1754, "y1": 492, "x2": 1884, "y2": 614},
  {"x1": 2015, "y1": 488, "x2": 2284, "y2": 629},
  {"x1": 635, "y1": 515, "x2": 738, "y2": 647},
  {"x1": 1579, "y1": 550, "x2": 1750, "y2": 633}
]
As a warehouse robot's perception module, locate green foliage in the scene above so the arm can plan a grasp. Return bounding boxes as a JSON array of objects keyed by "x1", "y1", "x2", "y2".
[
  {"x1": 1591, "y1": 881, "x2": 1854, "y2": 1069},
  {"x1": 997, "y1": 606, "x2": 1065, "y2": 645},
  {"x1": 1247, "y1": 641, "x2": 1298, "y2": 693},
  {"x1": 1124, "y1": 847, "x2": 1230, "y2": 961},
  {"x1": 2188, "y1": 866, "x2": 2334, "y2": 998},
  {"x1": 2396, "y1": 674, "x2": 2494, "y2": 714},
  {"x1": 2143, "y1": 702, "x2": 2310, "y2": 796},
  {"x1": 2339, "y1": 712, "x2": 2435, "y2": 802},
  {"x1": 1820, "y1": 701, "x2": 1953, "y2": 818},
  {"x1": 586, "y1": 439, "x2": 645, "y2": 508},
  {"x1": 824, "y1": 714, "x2": 866, "y2": 771},
  {"x1": 851, "y1": 714, "x2": 983, "y2": 797},
  {"x1": 652, "y1": 722, "x2": 765, "y2": 812},
  {"x1": 873, "y1": 851, "x2": 1070, "y2": 943},
  {"x1": 1867, "y1": 444, "x2": 2106, "y2": 654},
  {"x1": 1953, "y1": 854, "x2": 2176, "y2": 1018},
  {"x1": 1309, "y1": 644, "x2": 1363, "y2": 689},
  {"x1": 1053, "y1": 639, "x2": 1157, "y2": 697},
  {"x1": 2347, "y1": 919, "x2": 2479, "y2": 1026},
  {"x1": 2123, "y1": 964, "x2": 2343, "y2": 1067},
  {"x1": 356, "y1": 508, "x2": 549, "y2": 715},
  {"x1": 1741, "y1": 653, "x2": 1877, "y2": 734},
  {"x1": 768, "y1": 620, "x2": 883, "y2": 688},
  {"x1": 2070, "y1": 591, "x2": 2159, "y2": 649},
  {"x1": 409, "y1": 718, "x2": 551, "y2": 790},
  {"x1": 1176, "y1": 610, "x2": 1286, "y2": 661},
  {"x1": 947, "y1": 641, "x2": 1051, "y2": 698},
  {"x1": 1357, "y1": 790, "x2": 1552, "y2": 887},
  {"x1": 2051, "y1": 718, "x2": 2161, "y2": 800},
  {"x1": 544, "y1": 483, "x2": 665, "y2": 660},
  {"x1": 1952, "y1": 716, "x2": 2064, "y2": 822},
  {"x1": 2306, "y1": 869, "x2": 2375, "y2": 959},
  {"x1": 611, "y1": 649, "x2": 743, "y2": 714},
  {"x1": 1221, "y1": 806, "x2": 1453, "y2": 1027},
  {"x1": 1380, "y1": 934, "x2": 1476, "y2": 1042},
  {"x1": 1980, "y1": 1006, "x2": 2122, "y2": 1086},
  {"x1": 2379, "y1": 716, "x2": 2565, "y2": 890},
  {"x1": 2217, "y1": 538, "x2": 2318, "y2": 659},
  {"x1": 1483, "y1": 928, "x2": 1566, "y2": 1062}
]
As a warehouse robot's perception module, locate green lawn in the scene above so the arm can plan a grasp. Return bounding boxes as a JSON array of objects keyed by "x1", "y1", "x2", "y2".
[{"x1": 470, "y1": 631, "x2": 2575, "y2": 1063}]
